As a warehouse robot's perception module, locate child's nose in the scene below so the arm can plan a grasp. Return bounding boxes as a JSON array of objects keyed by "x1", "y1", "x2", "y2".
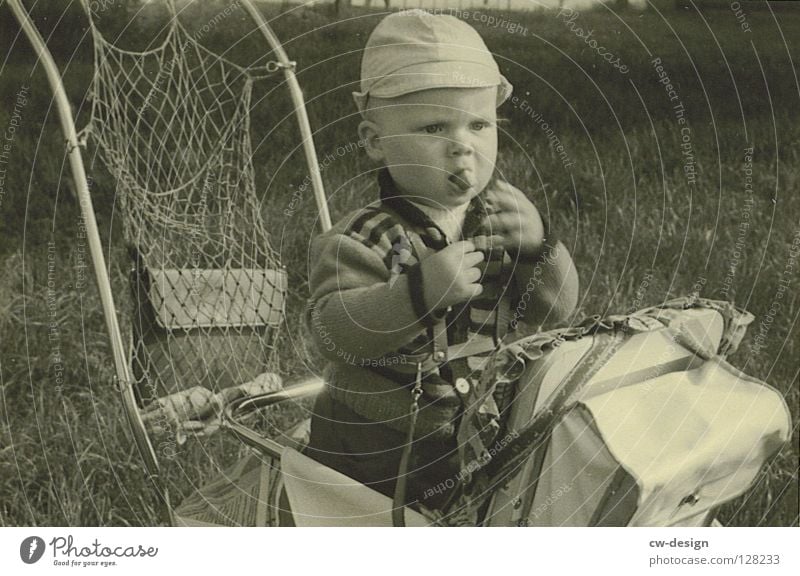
[{"x1": 447, "y1": 131, "x2": 474, "y2": 156}]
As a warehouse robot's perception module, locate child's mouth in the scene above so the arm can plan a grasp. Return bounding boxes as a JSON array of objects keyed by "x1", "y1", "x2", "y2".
[{"x1": 448, "y1": 170, "x2": 475, "y2": 192}]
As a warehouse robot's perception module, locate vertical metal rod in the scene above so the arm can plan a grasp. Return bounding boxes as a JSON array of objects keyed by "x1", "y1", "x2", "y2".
[
  {"x1": 7, "y1": 0, "x2": 171, "y2": 525},
  {"x1": 241, "y1": 0, "x2": 332, "y2": 232}
]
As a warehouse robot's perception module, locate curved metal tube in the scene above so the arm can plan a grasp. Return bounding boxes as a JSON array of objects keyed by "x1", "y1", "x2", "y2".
[
  {"x1": 7, "y1": 0, "x2": 171, "y2": 525},
  {"x1": 240, "y1": 0, "x2": 332, "y2": 232},
  {"x1": 222, "y1": 377, "x2": 324, "y2": 459}
]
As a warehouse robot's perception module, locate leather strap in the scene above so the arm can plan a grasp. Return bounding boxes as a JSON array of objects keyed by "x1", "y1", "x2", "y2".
[
  {"x1": 515, "y1": 329, "x2": 629, "y2": 521},
  {"x1": 382, "y1": 336, "x2": 502, "y2": 376},
  {"x1": 443, "y1": 329, "x2": 628, "y2": 521},
  {"x1": 392, "y1": 366, "x2": 424, "y2": 527}
]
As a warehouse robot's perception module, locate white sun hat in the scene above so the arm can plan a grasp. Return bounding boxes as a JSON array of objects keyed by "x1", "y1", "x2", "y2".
[{"x1": 353, "y1": 9, "x2": 513, "y2": 115}]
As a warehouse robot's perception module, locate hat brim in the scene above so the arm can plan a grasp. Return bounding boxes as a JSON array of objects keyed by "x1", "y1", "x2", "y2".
[{"x1": 353, "y1": 61, "x2": 513, "y2": 114}]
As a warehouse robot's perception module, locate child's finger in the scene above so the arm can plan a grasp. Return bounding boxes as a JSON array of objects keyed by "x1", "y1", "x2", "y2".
[
  {"x1": 484, "y1": 211, "x2": 524, "y2": 232},
  {"x1": 463, "y1": 266, "x2": 482, "y2": 284},
  {"x1": 472, "y1": 234, "x2": 505, "y2": 253},
  {"x1": 450, "y1": 239, "x2": 476, "y2": 254},
  {"x1": 467, "y1": 283, "x2": 484, "y2": 299},
  {"x1": 462, "y1": 249, "x2": 485, "y2": 268},
  {"x1": 484, "y1": 180, "x2": 524, "y2": 209}
]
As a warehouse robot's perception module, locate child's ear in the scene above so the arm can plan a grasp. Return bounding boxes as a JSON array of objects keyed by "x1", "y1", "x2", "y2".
[{"x1": 358, "y1": 120, "x2": 385, "y2": 162}]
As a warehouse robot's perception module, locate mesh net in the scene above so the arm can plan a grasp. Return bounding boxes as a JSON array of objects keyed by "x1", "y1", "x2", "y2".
[{"x1": 87, "y1": 14, "x2": 285, "y2": 407}]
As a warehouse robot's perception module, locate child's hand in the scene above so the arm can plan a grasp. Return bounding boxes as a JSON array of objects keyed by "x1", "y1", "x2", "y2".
[
  {"x1": 482, "y1": 180, "x2": 545, "y2": 258},
  {"x1": 420, "y1": 240, "x2": 485, "y2": 310}
]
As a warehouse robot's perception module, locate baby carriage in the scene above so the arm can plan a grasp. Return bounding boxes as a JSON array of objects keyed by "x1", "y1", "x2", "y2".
[
  {"x1": 10, "y1": 0, "x2": 789, "y2": 527},
  {"x1": 206, "y1": 297, "x2": 789, "y2": 527}
]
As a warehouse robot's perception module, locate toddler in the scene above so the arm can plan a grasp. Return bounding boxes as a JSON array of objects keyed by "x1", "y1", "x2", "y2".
[{"x1": 305, "y1": 10, "x2": 579, "y2": 511}]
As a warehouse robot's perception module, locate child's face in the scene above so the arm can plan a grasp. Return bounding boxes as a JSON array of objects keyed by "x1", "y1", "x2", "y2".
[{"x1": 360, "y1": 87, "x2": 498, "y2": 210}]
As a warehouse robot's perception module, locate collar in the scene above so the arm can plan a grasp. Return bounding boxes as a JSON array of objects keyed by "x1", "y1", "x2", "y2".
[{"x1": 377, "y1": 168, "x2": 488, "y2": 245}]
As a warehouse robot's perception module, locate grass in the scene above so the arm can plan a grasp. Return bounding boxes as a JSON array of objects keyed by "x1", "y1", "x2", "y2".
[{"x1": 0, "y1": 1, "x2": 797, "y2": 526}]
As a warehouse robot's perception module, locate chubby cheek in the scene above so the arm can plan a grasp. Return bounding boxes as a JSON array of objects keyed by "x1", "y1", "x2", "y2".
[
  {"x1": 476, "y1": 146, "x2": 498, "y2": 190},
  {"x1": 383, "y1": 136, "x2": 443, "y2": 166},
  {"x1": 382, "y1": 140, "x2": 447, "y2": 184},
  {"x1": 387, "y1": 165, "x2": 442, "y2": 198},
  {"x1": 477, "y1": 133, "x2": 499, "y2": 168}
]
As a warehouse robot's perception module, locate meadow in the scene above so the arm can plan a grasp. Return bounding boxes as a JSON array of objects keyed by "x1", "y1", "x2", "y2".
[{"x1": 0, "y1": 1, "x2": 797, "y2": 526}]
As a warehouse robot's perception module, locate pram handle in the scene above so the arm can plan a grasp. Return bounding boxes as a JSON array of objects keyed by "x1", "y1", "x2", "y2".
[{"x1": 221, "y1": 377, "x2": 324, "y2": 459}]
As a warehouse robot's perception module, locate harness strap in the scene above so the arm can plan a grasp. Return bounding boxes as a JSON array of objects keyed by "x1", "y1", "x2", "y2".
[
  {"x1": 402, "y1": 227, "x2": 451, "y2": 361},
  {"x1": 391, "y1": 209, "x2": 516, "y2": 367},
  {"x1": 384, "y1": 336, "x2": 501, "y2": 375},
  {"x1": 494, "y1": 250, "x2": 512, "y2": 345},
  {"x1": 516, "y1": 329, "x2": 629, "y2": 521},
  {"x1": 438, "y1": 297, "x2": 744, "y2": 523},
  {"x1": 392, "y1": 363, "x2": 424, "y2": 527}
]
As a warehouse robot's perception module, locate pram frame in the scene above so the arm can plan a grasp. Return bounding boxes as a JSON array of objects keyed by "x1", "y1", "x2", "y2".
[
  {"x1": 8, "y1": 0, "x2": 330, "y2": 525},
  {"x1": 9, "y1": 1, "x2": 774, "y2": 527}
]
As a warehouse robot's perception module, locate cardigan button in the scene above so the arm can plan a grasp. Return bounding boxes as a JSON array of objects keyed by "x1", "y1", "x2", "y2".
[
  {"x1": 455, "y1": 378, "x2": 470, "y2": 394},
  {"x1": 434, "y1": 350, "x2": 446, "y2": 361}
]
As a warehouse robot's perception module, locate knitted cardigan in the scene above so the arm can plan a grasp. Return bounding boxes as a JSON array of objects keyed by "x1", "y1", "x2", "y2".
[{"x1": 307, "y1": 168, "x2": 579, "y2": 438}]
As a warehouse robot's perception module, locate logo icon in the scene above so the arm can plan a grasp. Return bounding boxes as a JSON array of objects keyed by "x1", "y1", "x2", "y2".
[{"x1": 20, "y1": 536, "x2": 45, "y2": 564}]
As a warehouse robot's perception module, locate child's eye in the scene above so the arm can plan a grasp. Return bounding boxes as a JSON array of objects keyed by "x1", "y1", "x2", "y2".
[
  {"x1": 471, "y1": 121, "x2": 491, "y2": 131},
  {"x1": 423, "y1": 124, "x2": 443, "y2": 134}
]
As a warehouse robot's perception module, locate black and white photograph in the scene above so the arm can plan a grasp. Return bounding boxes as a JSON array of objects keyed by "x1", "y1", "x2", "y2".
[{"x1": 0, "y1": 0, "x2": 797, "y2": 563}]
